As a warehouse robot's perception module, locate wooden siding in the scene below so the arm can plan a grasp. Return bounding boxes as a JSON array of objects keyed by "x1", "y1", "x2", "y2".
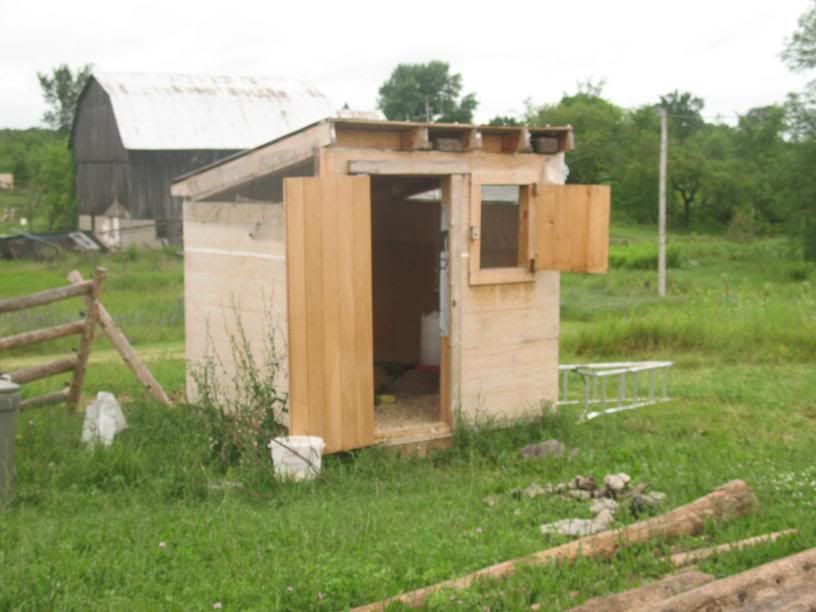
[{"x1": 183, "y1": 201, "x2": 289, "y2": 421}]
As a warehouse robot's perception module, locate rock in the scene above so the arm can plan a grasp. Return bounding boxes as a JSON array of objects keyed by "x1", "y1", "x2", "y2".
[
  {"x1": 571, "y1": 475, "x2": 598, "y2": 491},
  {"x1": 540, "y1": 518, "x2": 599, "y2": 537},
  {"x1": 631, "y1": 491, "x2": 667, "y2": 517},
  {"x1": 482, "y1": 495, "x2": 498, "y2": 507},
  {"x1": 520, "y1": 484, "x2": 548, "y2": 499},
  {"x1": 568, "y1": 489, "x2": 594, "y2": 500},
  {"x1": 590, "y1": 498, "x2": 619, "y2": 515},
  {"x1": 592, "y1": 508, "x2": 616, "y2": 530},
  {"x1": 520, "y1": 439, "x2": 567, "y2": 459},
  {"x1": 207, "y1": 480, "x2": 245, "y2": 491},
  {"x1": 540, "y1": 509, "x2": 615, "y2": 537},
  {"x1": 603, "y1": 473, "x2": 631, "y2": 497}
]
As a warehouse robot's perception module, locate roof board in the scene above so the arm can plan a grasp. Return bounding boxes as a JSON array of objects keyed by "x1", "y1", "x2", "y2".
[{"x1": 90, "y1": 72, "x2": 335, "y2": 151}]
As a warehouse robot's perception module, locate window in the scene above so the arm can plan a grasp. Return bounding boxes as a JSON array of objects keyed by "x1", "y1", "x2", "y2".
[
  {"x1": 479, "y1": 185, "x2": 521, "y2": 269},
  {"x1": 469, "y1": 182, "x2": 534, "y2": 285}
]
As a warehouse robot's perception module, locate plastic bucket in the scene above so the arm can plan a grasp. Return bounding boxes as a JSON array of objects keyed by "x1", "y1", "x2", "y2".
[{"x1": 268, "y1": 436, "x2": 325, "y2": 481}]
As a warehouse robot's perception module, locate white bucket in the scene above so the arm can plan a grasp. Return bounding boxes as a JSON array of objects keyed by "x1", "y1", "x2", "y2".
[
  {"x1": 268, "y1": 436, "x2": 325, "y2": 481},
  {"x1": 419, "y1": 311, "x2": 440, "y2": 366}
]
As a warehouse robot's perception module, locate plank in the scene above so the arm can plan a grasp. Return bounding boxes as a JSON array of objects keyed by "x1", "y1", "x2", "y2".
[
  {"x1": 349, "y1": 159, "x2": 469, "y2": 176},
  {"x1": 172, "y1": 122, "x2": 332, "y2": 200},
  {"x1": 534, "y1": 184, "x2": 610, "y2": 273},
  {"x1": 285, "y1": 176, "x2": 374, "y2": 453},
  {"x1": 350, "y1": 176, "x2": 375, "y2": 447}
]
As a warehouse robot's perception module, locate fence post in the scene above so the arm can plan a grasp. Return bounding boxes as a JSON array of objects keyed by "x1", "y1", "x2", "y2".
[{"x1": 67, "y1": 267, "x2": 106, "y2": 409}]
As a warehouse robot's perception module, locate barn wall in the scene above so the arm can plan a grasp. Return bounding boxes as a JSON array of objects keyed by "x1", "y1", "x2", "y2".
[
  {"x1": 72, "y1": 78, "x2": 241, "y2": 234},
  {"x1": 183, "y1": 200, "x2": 289, "y2": 421}
]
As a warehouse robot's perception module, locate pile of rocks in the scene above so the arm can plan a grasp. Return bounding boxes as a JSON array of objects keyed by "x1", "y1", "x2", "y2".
[{"x1": 535, "y1": 472, "x2": 667, "y2": 536}]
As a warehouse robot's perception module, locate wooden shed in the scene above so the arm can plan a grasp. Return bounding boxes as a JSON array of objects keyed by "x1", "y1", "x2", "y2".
[
  {"x1": 172, "y1": 118, "x2": 610, "y2": 454},
  {"x1": 70, "y1": 72, "x2": 334, "y2": 246}
]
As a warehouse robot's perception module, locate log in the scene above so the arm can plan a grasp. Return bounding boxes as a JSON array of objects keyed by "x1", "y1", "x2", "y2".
[
  {"x1": 8, "y1": 356, "x2": 78, "y2": 383},
  {"x1": 738, "y1": 579, "x2": 816, "y2": 612},
  {"x1": 669, "y1": 529, "x2": 798, "y2": 567},
  {"x1": 0, "y1": 281, "x2": 93, "y2": 314},
  {"x1": 646, "y1": 546, "x2": 816, "y2": 611},
  {"x1": 354, "y1": 480, "x2": 758, "y2": 611},
  {"x1": 568, "y1": 570, "x2": 714, "y2": 612},
  {"x1": 68, "y1": 270, "x2": 173, "y2": 406},
  {"x1": 0, "y1": 320, "x2": 85, "y2": 352},
  {"x1": 67, "y1": 268, "x2": 105, "y2": 408},
  {"x1": 20, "y1": 388, "x2": 70, "y2": 410}
]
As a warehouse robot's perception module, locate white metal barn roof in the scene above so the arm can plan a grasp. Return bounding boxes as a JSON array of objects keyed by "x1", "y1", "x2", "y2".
[{"x1": 92, "y1": 72, "x2": 335, "y2": 151}]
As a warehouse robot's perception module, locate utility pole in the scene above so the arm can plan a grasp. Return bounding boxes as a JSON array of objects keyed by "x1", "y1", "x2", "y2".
[{"x1": 658, "y1": 107, "x2": 668, "y2": 297}]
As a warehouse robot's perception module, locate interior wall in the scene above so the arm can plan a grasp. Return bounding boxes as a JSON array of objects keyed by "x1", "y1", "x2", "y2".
[
  {"x1": 480, "y1": 202, "x2": 520, "y2": 268},
  {"x1": 371, "y1": 177, "x2": 441, "y2": 363}
]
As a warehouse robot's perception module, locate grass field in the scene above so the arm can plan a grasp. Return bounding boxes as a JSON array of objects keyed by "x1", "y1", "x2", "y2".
[{"x1": 1, "y1": 225, "x2": 815, "y2": 610}]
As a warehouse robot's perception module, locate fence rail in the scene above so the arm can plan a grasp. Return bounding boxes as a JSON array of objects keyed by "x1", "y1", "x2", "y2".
[{"x1": 0, "y1": 268, "x2": 106, "y2": 410}]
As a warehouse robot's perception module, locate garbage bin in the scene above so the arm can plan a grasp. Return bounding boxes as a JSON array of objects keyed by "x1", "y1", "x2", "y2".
[{"x1": 0, "y1": 377, "x2": 20, "y2": 505}]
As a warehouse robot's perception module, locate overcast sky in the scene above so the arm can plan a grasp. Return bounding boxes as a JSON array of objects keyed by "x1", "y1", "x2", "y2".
[{"x1": 1, "y1": 0, "x2": 812, "y2": 129}]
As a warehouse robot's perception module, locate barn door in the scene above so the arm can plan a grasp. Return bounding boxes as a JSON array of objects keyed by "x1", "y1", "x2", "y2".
[
  {"x1": 534, "y1": 184, "x2": 611, "y2": 273},
  {"x1": 284, "y1": 176, "x2": 375, "y2": 454}
]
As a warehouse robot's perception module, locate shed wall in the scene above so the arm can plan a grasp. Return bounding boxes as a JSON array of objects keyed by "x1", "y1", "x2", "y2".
[
  {"x1": 324, "y1": 148, "x2": 565, "y2": 423},
  {"x1": 183, "y1": 200, "x2": 289, "y2": 420}
]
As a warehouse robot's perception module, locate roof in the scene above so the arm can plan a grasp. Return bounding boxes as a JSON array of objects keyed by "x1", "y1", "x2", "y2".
[{"x1": 83, "y1": 72, "x2": 335, "y2": 151}]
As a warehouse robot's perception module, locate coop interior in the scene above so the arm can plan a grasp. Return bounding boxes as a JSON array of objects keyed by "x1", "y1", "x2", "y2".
[{"x1": 370, "y1": 175, "x2": 445, "y2": 436}]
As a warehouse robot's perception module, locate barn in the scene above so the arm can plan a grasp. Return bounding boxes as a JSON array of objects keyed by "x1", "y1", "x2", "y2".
[
  {"x1": 70, "y1": 72, "x2": 334, "y2": 247},
  {"x1": 172, "y1": 118, "x2": 611, "y2": 454}
]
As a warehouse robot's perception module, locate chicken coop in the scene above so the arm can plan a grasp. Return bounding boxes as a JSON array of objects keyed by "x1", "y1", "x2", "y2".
[{"x1": 172, "y1": 118, "x2": 610, "y2": 454}]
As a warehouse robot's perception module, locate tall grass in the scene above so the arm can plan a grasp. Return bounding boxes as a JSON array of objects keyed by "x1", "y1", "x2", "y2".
[{"x1": 564, "y1": 285, "x2": 816, "y2": 362}]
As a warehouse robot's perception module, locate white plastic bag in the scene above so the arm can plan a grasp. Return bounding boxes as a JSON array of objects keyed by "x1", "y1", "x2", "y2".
[{"x1": 82, "y1": 392, "x2": 128, "y2": 447}]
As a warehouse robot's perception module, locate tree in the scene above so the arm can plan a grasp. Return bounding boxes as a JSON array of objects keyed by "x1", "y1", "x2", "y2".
[
  {"x1": 658, "y1": 90, "x2": 705, "y2": 141},
  {"x1": 487, "y1": 115, "x2": 521, "y2": 126},
  {"x1": 30, "y1": 138, "x2": 76, "y2": 230},
  {"x1": 782, "y1": 1, "x2": 816, "y2": 259},
  {"x1": 377, "y1": 61, "x2": 477, "y2": 123},
  {"x1": 37, "y1": 64, "x2": 93, "y2": 133}
]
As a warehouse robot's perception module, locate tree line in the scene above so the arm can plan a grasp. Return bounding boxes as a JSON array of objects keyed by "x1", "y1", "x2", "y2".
[{"x1": 4, "y1": 2, "x2": 816, "y2": 260}]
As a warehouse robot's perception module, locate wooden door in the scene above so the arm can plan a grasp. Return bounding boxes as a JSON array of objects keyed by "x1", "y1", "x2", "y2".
[
  {"x1": 534, "y1": 184, "x2": 611, "y2": 273},
  {"x1": 284, "y1": 176, "x2": 375, "y2": 453}
]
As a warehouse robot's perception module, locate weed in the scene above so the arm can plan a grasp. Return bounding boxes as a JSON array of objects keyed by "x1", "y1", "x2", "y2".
[{"x1": 189, "y1": 304, "x2": 288, "y2": 475}]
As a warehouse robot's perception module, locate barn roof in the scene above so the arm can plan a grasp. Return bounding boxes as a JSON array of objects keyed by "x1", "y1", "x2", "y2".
[{"x1": 81, "y1": 72, "x2": 335, "y2": 151}]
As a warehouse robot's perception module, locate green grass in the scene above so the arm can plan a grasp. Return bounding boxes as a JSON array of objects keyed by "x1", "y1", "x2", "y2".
[{"x1": 1, "y1": 225, "x2": 815, "y2": 610}]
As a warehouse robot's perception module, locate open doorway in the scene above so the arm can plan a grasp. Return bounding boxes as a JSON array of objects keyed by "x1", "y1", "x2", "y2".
[{"x1": 370, "y1": 175, "x2": 448, "y2": 436}]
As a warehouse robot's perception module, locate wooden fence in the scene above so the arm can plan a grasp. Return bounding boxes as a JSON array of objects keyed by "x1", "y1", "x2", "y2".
[{"x1": 0, "y1": 268, "x2": 106, "y2": 410}]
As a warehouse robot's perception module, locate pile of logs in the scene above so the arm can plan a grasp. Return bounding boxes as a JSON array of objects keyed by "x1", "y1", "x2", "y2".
[{"x1": 355, "y1": 481, "x2": 812, "y2": 612}]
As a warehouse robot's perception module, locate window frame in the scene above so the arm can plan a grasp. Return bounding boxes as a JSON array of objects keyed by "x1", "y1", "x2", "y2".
[{"x1": 468, "y1": 179, "x2": 536, "y2": 286}]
